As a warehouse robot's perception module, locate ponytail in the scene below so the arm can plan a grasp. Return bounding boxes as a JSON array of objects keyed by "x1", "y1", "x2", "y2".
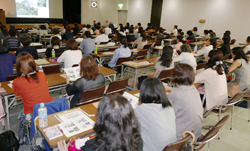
[{"x1": 214, "y1": 61, "x2": 223, "y2": 75}]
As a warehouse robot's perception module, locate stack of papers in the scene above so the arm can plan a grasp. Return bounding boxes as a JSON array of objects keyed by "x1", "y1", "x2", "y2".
[
  {"x1": 43, "y1": 125, "x2": 63, "y2": 140},
  {"x1": 35, "y1": 59, "x2": 50, "y2": 65},
  {"x1": 155, "y1": 46, "x2": 163, "y2": 49}
]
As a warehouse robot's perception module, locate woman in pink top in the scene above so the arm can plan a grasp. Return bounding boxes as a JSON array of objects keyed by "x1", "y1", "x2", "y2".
[{"x1": 173, "y1": 35, "x2": 183, "y2": 51}]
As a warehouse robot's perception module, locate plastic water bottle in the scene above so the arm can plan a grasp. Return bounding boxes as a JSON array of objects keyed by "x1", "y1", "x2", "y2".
[
  {"x1": 52, "y1": 49, "x2": 56, "y2": 58},
  {"x1": 38, "y1": 103, "x2": 48, "y2": 128},
  {"x1": 161, "y1": 40, "x2": 164, "y2": 47},
  {"x1": 194, "y1": 45, "x2": 198, "y2": 51},
  {"x1": 94, "y1": 45, "x2": 98, "y2": 56}
]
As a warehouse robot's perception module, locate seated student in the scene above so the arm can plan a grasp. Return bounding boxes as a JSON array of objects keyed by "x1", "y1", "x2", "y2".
[
  {"x1": 165, "y1": 63, "x2": 203, "y2": 140},
  {"x1": 80, "y1": 24, "x2": 87, "y2": 33},
  {"x1": 58, "y1": 94, "x2": 143, "y2": 151},
  {"x1": 186, "y1": 30, "x2": 196, "y2": 42},
  {"x1": 243, "y1": 36, "x2": 250, "y2": 54},
  {"x1": 173, "y1": 35, "x2": 183, "y2": 51},
  {"x1": 72, "y1": 23, "x2": 80, "y2": 36},
  {"x1": 119, "y1": 25, "x2": 126, "y2": 36},
  {"x1": 126, "y1": 27, "x2": 136, "y2": 42},
  {"x1": 38, "y1": 25, "x2": 48, "y2": 39},
  {"x1": 228, "y1": 47, "x2": 250, "y2": 94},
  {"x1": 66, "y1": 56, "x2": 105, "y2": 108},
  {"x1": 80, "y1": 31, "x2": 95, "y2": 56},
  {"x1": 156, "y1": 27, "x2": 165, "y2": 41},
  {"x1": 209, "y1": 30, "x2": 216, "y2": 39},
  {"x1": 128, "y1": 46, "x2": 174, "y2": 89},
  {"x1": 16, "y1": 35, "x2": 38, "y2": 57},
  {"x1": 134, "y1": 30, "x2": 148, "y2": 49},
  {"x1": 1, "y1": 28, "x2": 9, "y2": 39},
  {"x1": 50, "y1": 28, "x2": 62, "y2": 44},
  {"x1": 86, "y1": 24, "x2": 94, "y2": 34},
  {"x1": 200, "y1": 30, "x2": 210, "y2": 41},
  {"x1": 13, "y1": 52, "x2": 53, "y2": 114},
  {"x1": 95, "y1": 28, "x2": 109, "y2": 44},
  {"x1": 135, "y1": 78, "x2": 177, "y2": 151},
  {"x1": 0, "y1": 38, "x2": 16, "y2": 82},
  {"x1": 104, "y1": 24, "x2": 112, "y2": 35},
  {"x1": 108, "y1": 36, "x2": 131, "y2": 68},
  {"x1": 45, "y1": 37, "x2": 65, "y2": 58},
  {"x1": 195, "y1": 38, "x2": 216, "y2": 58},
  {"x1": 109, "y1": 22, "x2": 115, "y2": 31},
  {"x1": 219, "y1": 36, "x2": 231, "y2": 56},
  {"x1": 173, "y1": 44, "x2": 197, "y2": 69},
  {"x1": 6, "y1": 29, "x2": 20, "y2": 48},
  {"x1": 194, "y1": 50, "x2": 228, "y2": 109},
  {"x1": 192, "y1": 27, "x2": 198, "y2": 36},
  {"x1": 171, "y1": 25, "x2": 178, "y2": 37},
  {"x1": 93, "y1": 24, "x2": 100, "y2": 35},
  {"x1": 146, "y1": 23, "x2": 151, "y2": 31},
  {"x1": 125, "y1": 22, "x2": 130, "y2": 31},
  {"x1": 57, "y1": 39, "x2": 82, "y2": 68},
  {"x1": 62, "y1": 26, "x2": 74, "y2": 41},
  {"x1": 135, "y1": 27, "x2": 143, "y2": 39}
]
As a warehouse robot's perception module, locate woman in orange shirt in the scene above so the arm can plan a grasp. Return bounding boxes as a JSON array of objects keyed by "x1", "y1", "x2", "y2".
[{"x1": 13, "y1": 52, "x2": 53, "y2": 114}]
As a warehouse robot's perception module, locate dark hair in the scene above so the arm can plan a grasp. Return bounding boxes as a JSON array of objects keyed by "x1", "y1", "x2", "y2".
[
  {"x1": 119, "y1": 36, "x2": 128, "y2": 48},
  {"x1": 20, "y1": 35, "x2": 31, "y2": 47},
  {"x1": 147, "y1": 23, "x2": 151, "y2": 26},
  {"x1": 65, "y1": 26, "x2": 71, "y2": 33},
  {"x1": 206, "y1": 50, "x2": 224, "y2": 75},
  {"x1": 2, "y1": 28, "x2": 8, "y2": 36},
  {"x1": 159, "y1": 46, "x2": 173, "y2": 67},
  {"x1": 208, "y1": 30, "x2": 213, "y2": 33},
  {"x1": 20, "y1": 28, "x2": 28, "y2": 34},
  {"x1": 87, "y1": 24, "x2": 91, "y2": 28},
  {"x1": 80, "y1": 56, "x2": 99, "y2": 80},
  {"x1": 16, "y1": 52, "x2": 39, "y2": 82},
  {"x1": 126, "y1": 22, "x2": 130, "y2": 27},
  {"x1": 97, "y1": 22, "x2": 101, "y2": 26},
  {"x1": 9, "y1": 29, "x2": 17, "y2": 37},
  {"x1": 129, "y1": 27, "x2": 133, "y2": 34},
  {"x1": 247, "y1": 36, "x2": 250, "y2": 43},
  {"x1": 222, "y1": 37, "x2": 230, "y2": 45},
  {"x1": 0, "y1": 24, "x2": 6, "y2": 31},
  {"x1": 159, "y1": 27, "x2": 164, "y2": 33},
  {"x1": 137, "y1": 23, "x2": 141, "y2": 26},
  {"x1": 99, "y1": 28, "x2": 105, "y2": 34},
  {"x1": 204, "y1": 30, "x2": 209, "y2": 34},
  {"x1": 209, "y1": 38, "x2": 217, "y2": 49},
  {"x1": 66, "y1": 38, "x2": 78, "y2": 50},
  {"x1": 187, "y1": 30, "x2": 193, "y2": 36},
  {"x1": 178, "y1": 29, "x2": 183, "y2": 35},
  {"x1": 120, "y1": 26, "x2": 124, "y2": 32},
  {"x1": 52, "y1": 28, "x2": 59, "y2": 34},
  {"x1": 225, "y1": 30, "x2": 231, "y2": 36},
  {"x1": 82, "y1": 24, "x2": 87, "y2": 28},
  {"x1": 141, "y1": 30, "x2": 147, "y2": 42},
  {"x1": 10, "y1": 24, "x2": 15, "y2": 29},
  {"x1": 193, "y1": 27, "x2": 198, "y2": 31},
  {"x1": 74, "y1": 23, "x2": 78, "y2": 27},
  {"x1": 171, "y1": 63, "x2": 195, "y2": 85},
  {"x1": 40, "y1": 25, "x2": 46, "y2": 30},
  {"x1": 176, "y1": 35, "x2": 183, "y2": 42},
  {"x1": 140, "y1": 78, "x2": 172, "y2": 108},
  {"x1": 232, "y1": 47, "x2": 249, "y2": 64},
  {"x1": 0, "y1": 38, "x2": 9, "y2": 54},
  {"x1": 46, "y1": 21, "x2": 50, "y2": 25},
  {"x1": 174, "y1": 25, "x2": 178, "y2": 29},
  {"x1": 138, "y1": 27, "x2": 143, "y2": 34},
  {"x1": 93, "y1": 94, "x2": 141, "y2": 150},
  {"x1": 85, "y1": 31, "x2": 91, "y2": 38},
  {"x1": 131, "y1": 25, "x2": 134, "y2": 28},
  {"x1": 51, "y1": 36, "x2": 60, "y2": 46},
  {"x1": 180, "y1": 44, "x2": 192, "y2": 53}
]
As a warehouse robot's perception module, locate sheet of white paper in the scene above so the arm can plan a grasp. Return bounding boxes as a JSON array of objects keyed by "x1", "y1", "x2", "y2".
[
  {"x1": 102, "y1": 52, "x2": 114, "y2": 55},
  {"x1": 123, "y1": 92, "x2": 139, "y2": 109},
  {"x1": 75, "y1": 138, "x2": 90, "y2": 149},
  {"x1": 37, "y1": 49, "x2": 46, "y2": 53},
  {"x1": 138, "y1": 61, "x2": 152, "y2": 65},
  {"x1": 92, "y1": 102, "x2": 99, "y2": 108},
  {"x1": 7, "y1": 84, "x2": 12, "y2": 89},
  {"x1": 35, "y1": 59, "x2": 50, "y2": 65},
  {"x1": 134, "y1": 93, "x2": 140, "y2": 98}
]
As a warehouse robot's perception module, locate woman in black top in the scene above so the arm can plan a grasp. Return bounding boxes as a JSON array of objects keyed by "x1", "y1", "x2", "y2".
[
  {"x1": 219, "y1": 36, "x2": 231, "y2": 56},
  {"x1": 45, "y1": 36, "x2": 64, "y2": 58},
  {"x1": 57, "y1": 94, "x2": 143, "y2": 151},
  {"x1": 126, "y1": 27, "x2": 136, "y2": 42},
  {"x1": 186, "y1": 30, "x2": 196, "y2": 42}
]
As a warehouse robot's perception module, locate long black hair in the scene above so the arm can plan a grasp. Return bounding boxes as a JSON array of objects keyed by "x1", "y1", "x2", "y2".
[
  {"x1": 93, "y1": 94, "x2": 141, "y2": 151},
  {"x1": 140, "y1": 78, "x2": 172, "y2": 108},
  {"x1": 0, "y1": 38, "x2": 9, "y2": 54},
  {"x1": 232, "y1": 47, "x2": 249, "y2": 64},
  {"x1": 205, "y1": 50, "x2": 224, "y2": 75},
  {"x1": 159, "y1": 46, "x2": 173, "y2": 67},
  {"x1": 119, "y1": 36, "x2": 128, "y2": 48}
]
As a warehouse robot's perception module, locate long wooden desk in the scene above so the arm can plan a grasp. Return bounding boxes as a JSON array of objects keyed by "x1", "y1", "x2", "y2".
[{"x1": 121, "y1": 57, "x2": 160, "y2": 90}]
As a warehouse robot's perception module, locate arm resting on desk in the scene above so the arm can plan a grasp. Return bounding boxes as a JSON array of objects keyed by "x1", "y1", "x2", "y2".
[{"x1": 228, "y1": 59, "x2": 241, "y2": 73}]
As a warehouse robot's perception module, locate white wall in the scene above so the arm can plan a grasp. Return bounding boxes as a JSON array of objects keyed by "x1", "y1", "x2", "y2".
[
  {"x1": 81, "y1": 0, "x2": 100, "y2": 25},
  {"x1": 160, "y1": 0, "x2": 250, "y2": 43}
]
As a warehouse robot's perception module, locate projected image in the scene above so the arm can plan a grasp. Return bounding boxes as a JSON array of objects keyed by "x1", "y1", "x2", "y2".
[
  {"x1": 38, "y1": 0, "x2": 47, "y2": 7},
  {"x1": 16, "y1": 0, "x2": 38, "y2": 16}
]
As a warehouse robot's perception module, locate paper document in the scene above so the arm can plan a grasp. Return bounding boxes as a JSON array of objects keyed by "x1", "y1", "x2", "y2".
[
  {"x1": 64, "y1": 66, "x2": 80, "y2": 81},
  {"x1": 134, "y1": 93, "x2": 140, "y2": 98},
  {"x1": 7, "y1": 84, "x2": 12, "y2": 89},
  {"x1": 0, "y1": 88, "x2": 6, "y2": 94},
  {"x1": 35, "y1": 59, "x2": 50, "y2": 65},
  {"x1": 102, "y1": 52, "x2": 114, "y2": 55},
  {"x1": 138, "y1": 61, "x2": 152, "y2": 65},
  {"x1": 37, "y1": 49, "x2": 46, "y2": 53},
  {"x1": 155, "y1": 46, "x2": 163, "y2": 49},
  {"x1": 123, "y1": 92, "x2": 139, "y2": 109},
  {"x1": 106, "y1": 42, "x2": 116, "y2": 46},
  {"x1": 43, "y1": 125, "x2": 63, "y2": 140},
  {"x1": 92, "y1": 102, "x2": 99, "y2": 108}
]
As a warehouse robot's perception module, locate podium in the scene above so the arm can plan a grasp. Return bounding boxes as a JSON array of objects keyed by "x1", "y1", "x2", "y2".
[{"x1": 0, "y1": 9, "x2": 6, "y2": 24}]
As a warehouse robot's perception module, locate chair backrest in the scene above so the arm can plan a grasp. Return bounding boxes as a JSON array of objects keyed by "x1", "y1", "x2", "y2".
[
  {"x1": 72, "y1": 64, "x2": 79, "y2": 67},
  {"x1": 106, "y1": 78, "x2": 129, "y2": 95},
  {"x1": 197, "y1": 115, "x2": 229, "y2": 142},
  {"x1": 42, "y1": 64, "x2": 61, "y2": 75},
  {"x1": 227, "y1": 88, "x2": 248, "y2": 105},
  {"x1": 10, "y1": 47, "x2": 19, "y2": 52},
  {"x1": 30, "y1": 45, "x2": 43, "y2": 49},
  {"x1": 136, "y1": 50, "x2": 148, "y2": 60},
  {"x1": 230, "y1": 39, "x2": 236, "y2": 45},
  {"x1": 115, "y1": 57, "x2": 131, "y2": 74},
  {"x1": 196, "y1": 63, "x2": 206, "y2": 70},
  {"x1": 222, "y1": 54, "x2": 230, "y2": 61},
  {"x1": 163, "y1": 131, "x2": 195, "y2": 151},
  {"x1": 100, "y1": 41, "x2": 109, "y2": 44},
  {"x1": 77, "y1": 85, "x2": 106, "y2": 106},
  {"x1": 154, "y1": 41, "x2": 161, "y2": 47},
  {"x1": 108, "y1": 47, "x2": 117, "y2": 52},
  {"x1": 158, "y1": 69, "x2": 174, "y2": 81},
  {"x1": 33, "y1": 55, "x2": 38, "y2": 59},
  {"x1": 6, "y1": 75, "x2": 17, "y2": 81},
  {"x1": 143, "y1": 44, "x2": 152, "y2": 49}
]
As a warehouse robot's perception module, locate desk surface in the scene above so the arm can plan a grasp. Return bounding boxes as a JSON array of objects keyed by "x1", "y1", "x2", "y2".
[
  {"x1": 91, "y1": 49, "x2": 147, "y2": 58},
  {"x1": 96, "y1": 43, "x2": 121, "y2": 48},
  {"x1": 36, "y1": 103, "x2": 98, "y2": 148},
  {"x1": 189, "y1": 41, "x2": 206, "y2": 45},
  {"x1": 122, "y1": 57, "x2": 159, "y2": 69}
]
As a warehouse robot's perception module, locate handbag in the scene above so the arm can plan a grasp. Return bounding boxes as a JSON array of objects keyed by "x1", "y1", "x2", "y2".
[
  {"x1": 30, "y1": 117, "x2": 45, "y2": 151},
  {"x1": 0, "y1": 130, "x2": 19, "y2": 151}
]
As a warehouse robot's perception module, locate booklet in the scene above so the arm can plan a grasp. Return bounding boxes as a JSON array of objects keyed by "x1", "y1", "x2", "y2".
[
  {"x1": 64, "y1": 66, "x2": 81, "y2": 81},
  {"x1": 43, "y1": 125, "x2": 63, "y2": 140},
  {"x1": 123, "y1": 92, "x2": 139, "y2": 109}
]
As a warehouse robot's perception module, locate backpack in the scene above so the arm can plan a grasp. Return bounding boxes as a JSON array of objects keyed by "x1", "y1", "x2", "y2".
[{"x1": 0, "y1": 130, "x2": 20, "y2": 151}]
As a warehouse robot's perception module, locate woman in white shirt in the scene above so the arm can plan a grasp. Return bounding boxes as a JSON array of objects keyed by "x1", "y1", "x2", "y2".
[
  {"x1": 173, "y1": 44, "x2": 197, "y2": 70},
  {"x1": 128, "y1": 46, "x2": 174, "y2": 89},
  {"x1": 135, "y1": 78, "x2": 177, "y2": 151},
  {"x1": 171, "y1": 25, "x2": 178, "y2": 37},
  {"x1": 194, "y1": 50, "x2": 228, "y2": 110},
  {"x1": 195, "y1": 38, "x2": 216, "y2": 58},
  {"x1": 57, "y1": 39, "x2": 83, "y2": 68},
  {"x1": 134, "y1": 30, "x2": 147, "y2": 49},
  {"x1": 173, "y1": 35, "x2": 183, "y2": 51}
]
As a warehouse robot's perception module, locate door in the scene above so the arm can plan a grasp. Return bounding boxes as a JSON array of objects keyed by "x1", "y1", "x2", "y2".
[{"x1": 118, "y1": 10, "x2": 127, "y2": 26}]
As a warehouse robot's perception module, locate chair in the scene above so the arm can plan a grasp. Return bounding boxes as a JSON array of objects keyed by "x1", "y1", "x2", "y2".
[
  {"x1": 230, "y1": 39, "x2": 236, "y2": 45},
  {"x1": 6, "y1": 75, "x2": 17, "y2": 81},
  {"x1": 100, "y1": 41, "x2": 109, "y2": 44},
  {"x1": 143, "y1": 44, "x2": 152, "y2": 49},
  {"x1": 158, "y1": 69, "x2": 174, "y2": 84},
  {"x1": 72, "y1": 64, "x2": 79, "y2": 67},
  {"x1": 136, "y1": 50, "x2": 148, "y2": 60},
  {"x1": 42, "y1": 64, "x2": 61, "y2": 75},
  {"x1": 33, "y1": 55, "x2": 38, "y2": 59},
  {"x1": 196, "y1": 63, "x2": 206, "y2": 70},
  {"x1": 154, "y1": 41, "x2": 161, "y2": 47},
  {"x1": 76, "y1": 85, "x2": 105, "y2": 106},
  {"x1": 114, "y1": 57, "x2": 131, "y2": 74},
  {"x1": 30, "y1": 45, "x2": 43, "y2": 49},
  {"x1": 163, "y1": 131, "x2": 195, "y2": 151},
  {"x1": 108, "y1": 47, "x2": 117, "y2": 52},
  {"x1": 10, "y1": 47, "x2": 19, "y2": 52},
  {"x1": 221, "y1": 54, "x2": 230, "y2": 61},
  {"x1": 211, "y1": 88, "x2": 248, "y2": 130},
  {"x1": 193, "y1": 115, "x2": 229, "y2": 151},
  {"x1": 106, "y1": 78, "x2": 129, "y2": 95}
]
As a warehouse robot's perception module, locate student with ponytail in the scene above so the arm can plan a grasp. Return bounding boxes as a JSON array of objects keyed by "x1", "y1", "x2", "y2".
[
  {"x1": 228, "y1": 47, "x2": 250, "y2": 93},
  {"x1": 194, "y1": 50, "x2": 228, "y2": 110}
]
